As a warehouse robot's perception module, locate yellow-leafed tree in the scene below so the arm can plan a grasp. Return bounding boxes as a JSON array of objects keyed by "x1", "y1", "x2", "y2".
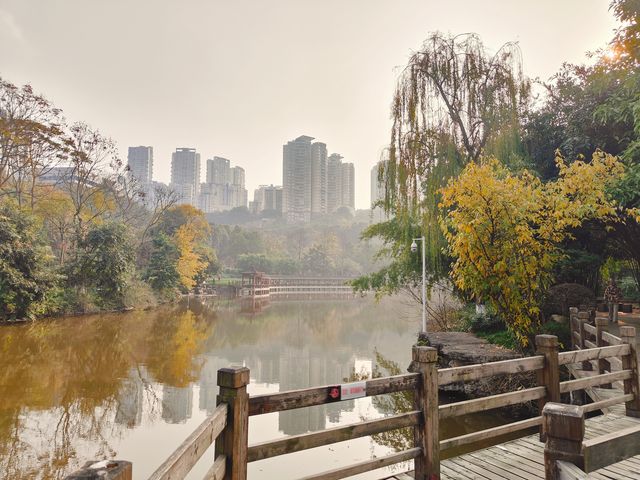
[{"x1": 440, "y1": 151, "x2": 629, "y2": 347}]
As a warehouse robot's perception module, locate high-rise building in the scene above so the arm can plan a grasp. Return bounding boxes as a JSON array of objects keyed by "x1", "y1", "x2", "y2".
[
  {"x1": 127, "y1": 146, "x2": 153, "y2": 184},
  {"x1": 206, "y1": 157, "x2": 231, "y2": 184},
  {"x1": 310, "y1": 142, "x2": 327, "y2": 217},
  {"x1": 253, "y1": 185, "x2": 283, "y2": 214},
  {"x1": 283, "y1": 135, "x2": 314, "y2": 223},
  {"x1": 327, "y1": 154, "x2": 343, "y2": 213},
  {"x1": 340, "y1": 162, "x2": 355, "y2": 210},
  {"x1": 199, "y1": 157, "x2": 247, "y2": 212},
  {"x1": 170, "y1": 148, "x2": 201, "y2": 205}
]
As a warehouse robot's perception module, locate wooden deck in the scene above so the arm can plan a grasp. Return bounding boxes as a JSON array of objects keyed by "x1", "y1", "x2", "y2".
[{"x1": 385, "y1": 412, "x2": 640, "y2": 479}]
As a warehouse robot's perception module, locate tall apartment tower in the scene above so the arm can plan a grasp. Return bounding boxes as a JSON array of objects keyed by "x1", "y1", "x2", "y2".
[
  {"x1": 252, "y1": 185, "x2": 283, "y2": 214},
  {"x1": 200, "y1": 157, "x2": 247, "y2": 212},
  {"x1": 283, "y1": 135, "x2": 314, "y2": 223},
  {"x1": 327, "y1": 153, "x2": 343, "y2": 213},
  {"x1": 310, "y1": 142, "x2": 327, "y2": 217},
  {"x1": 127, "y1": 146, "x2": 153, "y2": 184},
  {"x1": 206, "y1": 157, "x2": 231, "y2": 184},
  {"x1": 170, "y1": 148, "x2": 201, "y2": 205},
  {"x1": 340, "y1": 162, "x2": 355, "y2": 210}
]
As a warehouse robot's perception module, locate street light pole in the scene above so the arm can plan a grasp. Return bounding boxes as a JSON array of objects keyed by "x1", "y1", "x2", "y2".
[{"x1": 411, "y1": 236, "x2": 427, "y2": 333}]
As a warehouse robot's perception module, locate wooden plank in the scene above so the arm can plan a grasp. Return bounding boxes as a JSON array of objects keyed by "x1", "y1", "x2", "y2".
[
  {"x1": 446, "y1": 457, "x2": 496, "y2": 479},
  {"x1": 456, "y1": 451, "x2": 526, "y2": 480},
  {"x1": 583, "y1": 424, "x2": 640, "y2": 472},
  {"x1": 582, "y1": 394, "x2": 634, "y2": 413},
  {"x1": 440, "y1": 416, "x2": 542, "y2": 451},
  {"x1": 439, "y1": 387, "x2": 546, "y2": 419},
  {"x1": 584, "y1": 324, "x2": 596, "y2": 335},
  {"x1": 248, "y1": 373, "x2": 419, "y2": 415},
  {"x1": 558, "y1": 344, "x2": 629, "y2": 366},
  {"x1": 559, "y1": 369, "x2": 632, "y2": 394},
  {"x1": 298, "y1": 448, "x2": 421, "y2": 480},
  {"x1": 247, "y1": 411, "x2": 421, "y2": 462},
  {"x1": 464, "y1": 448, "x2": 542, "y2": 480},
  {"x1": 556, "y1": 460, "x2": 586, "y2": 480},
  {"x1": 203, "y1": 455, "x2": 226, "y2": 480},
  {"x1": 620, "y1": 326, "x2": 640, "y2": 417},
  {"x1": 148, "y1": 403, "x2": 228, "y2": 480},
  {"x1": 438, "y1": 356, "x2": 543, "y2": 386},
  {"x1": 584, "y1": 339, "x2": 597, "y2": 349},
  {"x1": 573, "y1": 331, "x2": 582, "y2": 343},
  {"x1": 601, "y1": 331, "x2": 621, "y2": 346}
]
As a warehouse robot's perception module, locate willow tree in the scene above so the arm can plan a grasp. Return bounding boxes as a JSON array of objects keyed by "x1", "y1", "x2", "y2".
[{"x1": 379, "y1": 32, "x2": 531, "y2": 280}]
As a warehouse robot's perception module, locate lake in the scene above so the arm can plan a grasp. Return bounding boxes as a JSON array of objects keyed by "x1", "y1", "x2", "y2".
[{"x1": 0, "y1": 296, "x2": 515, "y2": 479}]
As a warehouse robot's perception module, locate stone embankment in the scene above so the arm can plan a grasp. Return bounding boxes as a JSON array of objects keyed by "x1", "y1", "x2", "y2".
[{"x1": 412, "y1": 332, "x2": 534, "y2": 402}]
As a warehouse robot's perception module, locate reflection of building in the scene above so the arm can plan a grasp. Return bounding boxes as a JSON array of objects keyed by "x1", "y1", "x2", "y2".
[
  {"x1": 277, "y1": 345, "x2": 356, "y2": 435},
  {"x1": 162, "y1": 385, "x2": 193, "y2": 424},
  {"x1": 114, "y1": 368, "x2": 146, "y2": 428}
]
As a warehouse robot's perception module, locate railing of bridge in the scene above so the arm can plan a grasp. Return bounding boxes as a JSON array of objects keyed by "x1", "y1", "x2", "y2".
[{"x1": 65, "y1": 325, "x2": 640, "y2": 480}]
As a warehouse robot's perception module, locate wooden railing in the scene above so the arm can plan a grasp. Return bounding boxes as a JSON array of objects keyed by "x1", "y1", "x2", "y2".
[
  {"x1": 65, "y1": 325, "x2": 640, "y2": 480},
  {"x1": 543, "y1": 402, "x2": 640, "y2": 479}
]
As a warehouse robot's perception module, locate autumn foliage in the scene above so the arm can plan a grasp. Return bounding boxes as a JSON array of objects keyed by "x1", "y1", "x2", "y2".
[{"x1": 440, "y1": 151, "x2": 629, "y2": 346}]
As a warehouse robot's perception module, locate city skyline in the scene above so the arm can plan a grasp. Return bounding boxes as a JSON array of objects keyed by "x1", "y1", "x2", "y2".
[{"x1": 0, "y1": 1, "x2": 618, "y2": 209}]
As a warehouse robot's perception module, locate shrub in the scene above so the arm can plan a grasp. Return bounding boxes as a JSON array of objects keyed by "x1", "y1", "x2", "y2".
[{"x1": 542, "y1": 283, "x2": 595, "y2": 320}]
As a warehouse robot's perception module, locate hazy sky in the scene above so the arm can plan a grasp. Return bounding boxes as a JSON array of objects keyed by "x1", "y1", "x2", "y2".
[{"x1": 0, "y1": 1, "x2": 618, "y2": 209}]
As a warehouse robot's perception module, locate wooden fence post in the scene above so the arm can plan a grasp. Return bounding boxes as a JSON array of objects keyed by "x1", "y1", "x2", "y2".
[
  {"x1": 577, "y1": 311, "x2": 592, "y2": 371},
  {"x1": 569, "y1": 307, "x2": 579, "y2": 350},
  {"x1": 595, "y1": 317, "x2": 611, "y2": 388},
  {"x1": 412, "y1": 345, "x2": 440, "y2": 480},
  {"x1": 216, "y1": 367, "x2": 250, "y2": 480},
  {"x1": 64, "y1": 461, "x2": 132, "y2": 480},
  {"x1": 620, "y1": 326, "x2": 640, "y2": 418},
  {"x1": 536, "y1": 335, "x2": 560, "y2": 441},
  {"x1": 543, "y1": 403, "x2": 585, "y2": 480}
]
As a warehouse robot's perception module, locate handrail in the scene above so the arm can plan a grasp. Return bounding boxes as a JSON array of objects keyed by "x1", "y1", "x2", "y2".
[
  {"x1": 440, "y1": 416, "x2": 542, "y2": 451},
  {"x1": 601, "y1": 331, "x2": 621, "y2": 345},
  {"x1": 439, "y1": 386, "x2": 546, "y2": 419},
  {"x1": 299, "y1": 448, "x2": 422, "y2": 480},
  {"x1": 148, "y1": 403, "x2": 228, "y2": 480},
  {"x1": 559, "y1": 369, "x2": 632, "y2": 394},
  {"x1": 438, "y1": 355, "x2": 544, "y2": 386},
  {"x1": 558, "y1": 344, "x2": 630, "y2": 365},
  {"x1": 247, "y1": 411, "x2": 421, "y2": 462},
  {"x1": 248, "y1": 373, "x2": 419, "y2": 416}
]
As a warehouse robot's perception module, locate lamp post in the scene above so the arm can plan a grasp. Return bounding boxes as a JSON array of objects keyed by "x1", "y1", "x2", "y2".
[{"x1": 410, "y1": 236, "x2": 427, "y2": 334}]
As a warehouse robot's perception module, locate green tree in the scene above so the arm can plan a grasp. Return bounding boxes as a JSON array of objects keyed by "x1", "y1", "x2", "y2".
[
  {"x1": 145, "y1": 233, "x2": 181, "y2": 296},
  {"x1": 0, "y1": 201, "x2": 57, "y2": 319},
  {"x1": 68, "y1": 222, "x2": 135, "y2": 308}
]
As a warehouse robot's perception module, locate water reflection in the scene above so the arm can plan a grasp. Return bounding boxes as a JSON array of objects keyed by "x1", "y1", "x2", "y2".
[{"x1": 0, "y1": 297, "x2": 419, "y2": 479}]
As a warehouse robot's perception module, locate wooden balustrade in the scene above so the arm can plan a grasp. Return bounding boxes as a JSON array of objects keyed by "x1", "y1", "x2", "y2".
[
  {"x1": 543, "y1": 402, "x2": 640, "y2": 479},
  {"x1": 64, "y1": 319, "x2": 640, "y2": 480}
]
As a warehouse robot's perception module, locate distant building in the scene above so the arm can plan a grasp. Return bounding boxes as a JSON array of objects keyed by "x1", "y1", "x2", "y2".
[
  {"x1": 252, "y1": 184, "x2": 283, "y2": 214},
  {"x1": 283, "y1": 135, "x2": 314, "y2": 223},
  {"x1": 127, "y1": 146, "x2": 153, "y2": 184},
  {"x1": 327, "y1": 154, "x2": 343, "y2": 214},
  {"x1": 206, "y1": 157, "x2": 231, "y2": 184},
  {"x1": 310, "y1": 142, "x2": 327, "y2": 217},
  {"x1": 170, "y1": 148, "x2": 201, "y2": 206},
  {"x1": 199, "y1": 157, "x2": 247, "y2": 212},
  {"x1": 340, "y1": 162, "x2": 355, "y2": 211},
  {"x1": 161, "y1": 385, "x2": 193, "y2": 424}
]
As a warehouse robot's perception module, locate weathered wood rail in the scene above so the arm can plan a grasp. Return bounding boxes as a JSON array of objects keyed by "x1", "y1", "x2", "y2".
[{"x1": 66, "y1": 322, "x2": 640, "y2": 480}]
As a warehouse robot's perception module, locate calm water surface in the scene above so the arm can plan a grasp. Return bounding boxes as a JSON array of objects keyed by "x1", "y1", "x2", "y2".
[{"x1": 0, "y1": 296, "x2": 515, "y2": 479}]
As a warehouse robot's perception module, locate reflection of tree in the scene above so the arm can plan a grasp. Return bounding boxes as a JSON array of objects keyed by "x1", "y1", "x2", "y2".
[
  {"x1": 146, "y1": 310, "x2": 211, "y2": 387},
  {"x1": 0, "y1": 306, "x2": 213, "y2": 479}
]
